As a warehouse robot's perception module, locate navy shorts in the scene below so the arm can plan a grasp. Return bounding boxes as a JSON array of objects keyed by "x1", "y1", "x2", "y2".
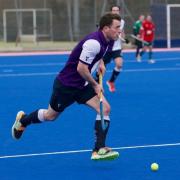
[
  {"x1": 143, "y1": 41, "x2": 153, "y2": 46},
  {"x1": 103, "y1": 50, "x2": 122, "y2": 65},
  {"x1": 49, "y1": 78, "x2": 97, "y2": 112},
  {"x1": 135, "y1": 39, "x2": 143, "y2": 48}
]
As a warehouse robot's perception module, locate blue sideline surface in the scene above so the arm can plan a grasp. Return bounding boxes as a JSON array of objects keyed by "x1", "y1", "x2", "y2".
[{"x1": 0, "y1": 50, "x2": 180, "y2": 180}]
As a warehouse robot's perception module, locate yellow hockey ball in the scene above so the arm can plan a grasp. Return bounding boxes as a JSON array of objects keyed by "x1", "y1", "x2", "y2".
[{"x1": 151, "y1": 163, "x2": 159, "y2": 171}]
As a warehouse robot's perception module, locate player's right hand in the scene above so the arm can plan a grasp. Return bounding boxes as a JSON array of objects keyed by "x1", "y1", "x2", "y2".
[
  {"x1": 93, "y1": 83, "x2": 103, "y2": 98},
  {"x1": 98, "y1": 59, "x2": 106, "y2": 76}
]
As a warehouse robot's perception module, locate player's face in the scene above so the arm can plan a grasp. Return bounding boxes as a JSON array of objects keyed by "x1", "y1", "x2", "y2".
[
  {"x1": 106, "y1": 19, "x2": 121, "y2": 41},
  {"x1": 147, "y1": 15, "x2": 152, "y2": 21},
  {"x1": 111, "y1": 7, "x2": 120, "y2": 15},
  {"x1": 140, "y1": 15, "x2": 145, "y2": 22}
]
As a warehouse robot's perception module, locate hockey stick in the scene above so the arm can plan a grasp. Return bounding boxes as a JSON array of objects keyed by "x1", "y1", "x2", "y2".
[
  {"x1": 119, "y1": 36, "x2": 129, "y2": 44},
  {"x1": 99, "y1": 72, "x2": 106, "y2": 130},
  {"x1": 119, "y1": 36, "x2": 126, "y2": 42},
  {"x1": 130, "y1": 34, "x2": 149, "y2": 45}
]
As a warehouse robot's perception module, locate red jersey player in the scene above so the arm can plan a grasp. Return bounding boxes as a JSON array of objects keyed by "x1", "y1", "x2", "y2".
[{"x1": 139, "y1": 15, "x2": 155, "y2": 63}]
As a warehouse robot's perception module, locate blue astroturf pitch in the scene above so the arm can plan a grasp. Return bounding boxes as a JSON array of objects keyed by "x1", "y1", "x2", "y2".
[{"x1": 0, "y1": 50, "x2": 180, "y2": 180}]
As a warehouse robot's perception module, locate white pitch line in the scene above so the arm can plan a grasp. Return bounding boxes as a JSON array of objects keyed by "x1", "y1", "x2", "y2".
[
  {"x1": 113, "y1": 142, "x2": 180, "y2": 150},
  {"x1": 107, "y1": 67, "x2": 180, "y2": 73},
  {"x1": 0, "y1": 62, "x2": 65, "y2": 68},
  {"x1": 0, "y1": 142, "x2": 180, "y2": 159},
  {"x1": 0, "y1": 149, "x2": 91, "y2": 159},
  {"x1": 0, "y1": 57, "x2": 179, "y2": 68},
  {"x1": 149, "y1": 57, "x2": 180, "y2": 61},
  {"x1": 2, "y1": 69, "x2": 13, "y2": 73},
  {"x1": 125, "y1": 57, "x2": 180, "y2": 63},
  {"x1": 0, "y1": 72, "x2": 57, "y2": 77},
  {"x1": 0, "y1": 67, "x2": 180, "y2": 78},
  {"x1": 123, "y1": 67, "x2": 180, "y2": 72}
]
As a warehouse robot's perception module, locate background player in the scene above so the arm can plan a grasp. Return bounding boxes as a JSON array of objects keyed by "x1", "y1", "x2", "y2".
[
  {"x1": 104, "y1": 5, "x2": 128, "y2": 92},
  {"x1": 133, "y1": 14, "x2": 145, "y2": 62},
  {"x1": 139, "y1": 15, "x2": 155, "y2": 63}
]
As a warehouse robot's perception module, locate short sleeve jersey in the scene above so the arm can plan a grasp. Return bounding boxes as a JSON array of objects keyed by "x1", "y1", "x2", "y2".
[
  {"x1": 57, "y1": 31, "x2": 110, "y2": 89},
  {"x1": 140, "y1": 20, "x2": 155, "y2": 42},
  {"x1": 112, "y1": 19, "x2": 125, "y2": 51},
  {"x1": 133, "y1": 20, "x2": 142, "y2": 36}
]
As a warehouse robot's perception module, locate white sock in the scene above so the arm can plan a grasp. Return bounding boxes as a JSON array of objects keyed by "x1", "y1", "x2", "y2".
[
  {"x1": 96, "y1": 114, "x2": 110, "y2": 121},
  {"x1": 38, "y1": 109, "x2": 46, "y2": 122}
]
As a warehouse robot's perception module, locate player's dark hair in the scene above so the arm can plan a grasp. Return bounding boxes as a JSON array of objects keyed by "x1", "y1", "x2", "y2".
[
  {"x1": 99, "y1": 13, "x2": 121, "y2": 30},
  {"x1": 110, "y1": 5, "x2": 121, "y2": 11}
]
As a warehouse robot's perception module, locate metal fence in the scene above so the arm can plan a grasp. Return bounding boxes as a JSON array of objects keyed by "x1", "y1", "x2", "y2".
[{"x1": 0, "y1": 0, "x2": 180, "y2": 42}]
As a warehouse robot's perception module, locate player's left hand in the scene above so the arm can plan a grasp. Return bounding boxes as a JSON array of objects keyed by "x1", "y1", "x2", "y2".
[
  {"x1": 125, "y1": 38, "x2": 129, "y2": 44},
  {"x1": 93, "y1": 83, "x2": 104, "y2": 97}
]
